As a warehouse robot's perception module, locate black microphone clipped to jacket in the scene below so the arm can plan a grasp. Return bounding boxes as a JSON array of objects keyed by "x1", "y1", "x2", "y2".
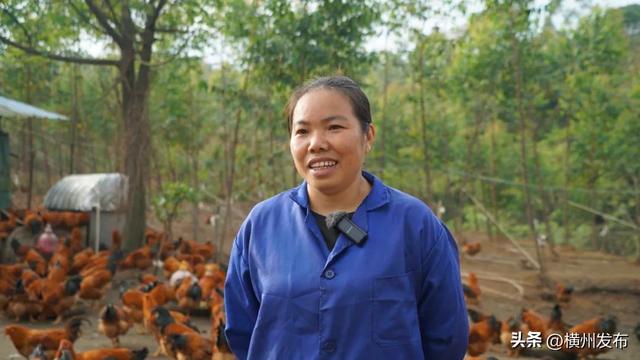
[{"x1": 325, "y1": 211, "x2": 367, "y2": 245}]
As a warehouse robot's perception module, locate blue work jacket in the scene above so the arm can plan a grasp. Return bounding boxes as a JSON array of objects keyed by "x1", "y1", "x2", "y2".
[{"x1": 225, "y1": 172, "x2": 468, "y2": 359}]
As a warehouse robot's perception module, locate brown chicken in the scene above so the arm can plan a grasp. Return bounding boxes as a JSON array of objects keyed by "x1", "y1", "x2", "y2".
[
  {"x1": 555, "y1": 283, "x2": 574, "y2": 303},
  {"x1": 167, "y1": 332, "x2": 213, "y2": 360},
  {"x1": 24, "y1": 210, "x2": 43, "y2": 234},
  {"x1": 54, "y1": 339, "x2": 148, "y2": 360},
  {"x1": 177, "y1": 238, "x2": 216, "y2": 261},
  {"x1": 4, "y1": 317, "x2": 85, "y2": 359},
  {"x1": 98, "y1": 304, "x2": 132, "y2": 346},
  {"x1": 176, "y1": 278, "x2": 203, "y2": 313},
  {"x1": 462, "y1": 242, "x2": 482, "y2": 256},
  {"x1": 6, "y1": 279, "x2": 43, "y2": 321},
  {"x1": 467, "y1": 314, "x2": 501, "y2": 356},
  {"x1": 463, "y1": 272, "x2": 481, "y2": 305},
  {"x1": 78, "y1": 261, "x2": 116, "y2": 307},
  {"x1": 150, "y1": 306, "x2": 199, "y2": 358},
  {"x1": 521, "y1": 307, "x2": 548, "y2": 334},
  {"x1": 120, "y1": 245, "x2": 153, "y2": 271},
  {"x1": 163, "y1": 256, "x2": 181, "y2": 278},
  {"x1": 561, "y1": 315, "x2": 617, "y2": 358},
  {"x1": 500, "y1": 316, "x2": 528, "y2": 357},
  {"x1": 545, "y1": 304, "x2": 567, "y2": 339},
  {"x1": 199, "y1": 263, "x2": 226, "y2": 305}
]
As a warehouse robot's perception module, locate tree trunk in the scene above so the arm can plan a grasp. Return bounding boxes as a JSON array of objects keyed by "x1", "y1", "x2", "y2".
[
  {"x1": 508, "y1": 22, "x2": 545, "y2": 274},
  {"x1": 120, "y1": 47, "x2": 151, "y2": 251},
  {"x1": 69, "y1": 63, "x2": 79, "y2": 174},
  {"x1": 417, "y1": 43, "x2": 432, "y2": 202},
  {"x1": 25, "y1": 65, "x2": 34, "y2": 209},
  {"x1": 379, "y1": 49, "x2": 389, "y2": 181},
  {"x1": 489, "y1": 117, "x2": 499, "y2": 241}
]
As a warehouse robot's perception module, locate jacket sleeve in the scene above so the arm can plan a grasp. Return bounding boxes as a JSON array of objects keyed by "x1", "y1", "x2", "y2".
[
  {"x1": 224, "y1": 220, "x2": 260, "y2": 360},
  {"x1": 418, "y1": 218, "x2": 469, "y2": 359}
]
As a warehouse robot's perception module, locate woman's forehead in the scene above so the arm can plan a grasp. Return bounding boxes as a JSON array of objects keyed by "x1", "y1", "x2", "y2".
[{"x1": 293, "y1": 89, "x2": 355, "y2": 122}]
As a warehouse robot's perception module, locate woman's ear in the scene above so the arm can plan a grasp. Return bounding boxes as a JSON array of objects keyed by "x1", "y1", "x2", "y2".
[{"x1": 365, "y1": 124, "x2": 376, "y2": 153}]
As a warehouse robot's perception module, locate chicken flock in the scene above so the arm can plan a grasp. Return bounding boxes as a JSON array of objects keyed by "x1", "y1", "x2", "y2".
[{"x1": 0, "y1": 207, "x2": 230, "y2": 360}]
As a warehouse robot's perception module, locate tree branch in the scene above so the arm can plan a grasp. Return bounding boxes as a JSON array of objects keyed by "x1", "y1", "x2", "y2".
[
  {"x1": 1, "y1": 7, "x2": 33, "y2": 44},
  {"x1": 84, "y1": 0, "x2": 123, "y2": 46},
  {"x1": 66, "y1": 0, "x2": 104, "y2": 35},
  {"x1": 0, "y1": 35, "x2": 118, "y2": 66},
  {"x1": 103, "y1": 0, "x2": 122, "y2": 32}
]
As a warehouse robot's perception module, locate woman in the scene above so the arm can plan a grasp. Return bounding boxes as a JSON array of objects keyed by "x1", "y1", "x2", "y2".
[{"x1": 224, "y1": 76, "x2": 468, "y2": 359}]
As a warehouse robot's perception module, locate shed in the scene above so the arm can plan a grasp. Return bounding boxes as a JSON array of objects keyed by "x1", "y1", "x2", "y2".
[
  {"x1": 0, "y1": 94, "x2": 69, "y2": 209},
  {"x1": 44, "y1": 173, "x2": 128, "y2": 248}
]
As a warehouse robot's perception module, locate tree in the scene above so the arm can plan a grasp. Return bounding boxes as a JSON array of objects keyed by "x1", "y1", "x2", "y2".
[{"x1": 0, "y1": 1, "x2": 212, "y2": 250}]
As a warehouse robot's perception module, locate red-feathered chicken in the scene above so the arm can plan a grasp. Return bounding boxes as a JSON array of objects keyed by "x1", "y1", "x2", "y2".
[
  {"x1": 4, "y1": 317, "x2": 85, "y2": 359},
  {"x1": 98, "y1": 304, "x2": 132, "y2": 346}
]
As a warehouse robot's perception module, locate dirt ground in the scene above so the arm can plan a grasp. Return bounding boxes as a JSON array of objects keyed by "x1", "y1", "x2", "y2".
[
  {"x1": 459, "y1": 231, "x2": 640, "y2": 359},
  {"x1": 0, "y1": 227, "x2": 638, "y2": 359}
]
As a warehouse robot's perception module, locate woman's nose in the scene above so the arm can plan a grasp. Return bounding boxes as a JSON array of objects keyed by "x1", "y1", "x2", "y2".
[{"x1": 308, "y1": 131, "x2": 328, "y2": 152}]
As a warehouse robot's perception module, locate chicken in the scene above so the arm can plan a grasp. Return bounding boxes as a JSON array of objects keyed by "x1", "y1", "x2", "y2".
[
  {"x1": 45, "y1": 275, "x2": 83, "y2": 323},
  {"x1": 561, "y1": 315, "x2": 616, "y2": 357},
  {"x1": 176, "y1": 278, "x2": 202, "y2": 313},
  {"x1": 163, "y1": 256, "x2": 181, "y2": 278},
  {"x1": 545, "y1": 304, "x2": 567, "y2": 339},
  {"x1": 98, "y1": 304, "x2": 132, "y2": 346},
  {"x1": 120, "y1": 245, "x2": 153, "y2": 271},
  {"x1": 24, "y1": 210, "x2": 43, "y2": 235},
  {"x1": 176, "y1": 238, "x2": 215, "y2": 261},
  {"x1": 150, "y1": 306, "x2": 199, "y2": 358},
  {"x1": 78, "y1": 260, "x2": 116, "y2": 307},
  {"x1": 68, "y1": 228, "x2": 85, "y2": 257},
  {"x1": 166, "y1": 332, "x2": 213, "y2": 360},
  {"x1": 210, "y1": 289, "x2": 230, "y2": 354},
  {"x1": 11, "y1": 238, "x2": 32, "y2": 259},
  {"x1": 54, "y1": 339, "x2": 148, "y2": 360},
  {"x1": 521, "y1": 307, "x2": 548, "y2": 334},
  {"x1": 555, "y1": 282, "x2": 574, "y2": 303},
  {"x1": 6, "y1": 279, "x2": 43, "y2": 321},
  {"x1": 199, "y1": 263, "x2": 226, "y2": 305},
  {"x1": 462, "y1": 241, "x2": 482, "y2": 256},
  {"x1": 463, "y1": 272, "x2": 481, "y2": 305},
  {"x1": 500, "y1": 317, "x2": 528, "y2": 357},
  {"x1": 4, "y1": 317, "x2": 85, "y2": 359},
  {"x1": 467, "y1": 314, "x2": 501, "y2": 356}
]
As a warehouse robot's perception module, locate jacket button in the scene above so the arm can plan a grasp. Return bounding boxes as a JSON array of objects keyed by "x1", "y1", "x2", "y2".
[
  {"x1": 322, "y1": 341, "x2": 336, "y2": 353},
  {"x1": 324, "y1": 269, "x2": 335, "y2": 279}
]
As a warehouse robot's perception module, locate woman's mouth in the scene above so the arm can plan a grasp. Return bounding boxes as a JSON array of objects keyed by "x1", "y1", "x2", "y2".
[{"x1": 309, "y1": 160, "x2": 338, "y2": 176}]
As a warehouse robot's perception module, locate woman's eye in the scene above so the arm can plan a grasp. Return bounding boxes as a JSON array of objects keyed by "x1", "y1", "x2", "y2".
[
  {"x1": 329, "y1": 125, "x2": 343, "y2": 130},
  {"x1": 295, "y1": 129, "x2": 308, "y2": 135}
]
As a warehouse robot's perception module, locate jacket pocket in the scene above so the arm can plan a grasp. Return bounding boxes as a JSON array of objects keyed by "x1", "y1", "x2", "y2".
[{"x1": 372, "y1": 272, "x2": 420, "y2": 346}]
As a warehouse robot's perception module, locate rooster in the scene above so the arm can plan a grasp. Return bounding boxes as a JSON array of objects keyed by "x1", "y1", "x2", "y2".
[
  {"x1": 561, "y1": 315, "x2": 616, "y2": 357},
  {"x1": 98, "y1": 304, "x2": 132, "y2": 347},
  {"x1": 555, "y1": 282, "x2": 574, "y2": 303},
  {"x1": 4, "y1": 317, "x2": 85, "y2": 359},
  {"x1": 463, "y1": 272, "x2": 481, "y2": 305}
]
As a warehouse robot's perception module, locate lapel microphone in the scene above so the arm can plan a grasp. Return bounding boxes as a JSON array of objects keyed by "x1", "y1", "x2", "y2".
[{"x1": 325, "y1": 211, "x2": 367, "y2": 245}]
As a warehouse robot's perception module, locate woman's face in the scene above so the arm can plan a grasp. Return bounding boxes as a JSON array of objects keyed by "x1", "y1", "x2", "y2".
[{"x1": 290, "y1": 89, "x2": 375, "y2": 195}]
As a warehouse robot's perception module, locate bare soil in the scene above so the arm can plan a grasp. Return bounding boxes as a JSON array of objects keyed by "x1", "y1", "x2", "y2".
[{"x1": 460, "y1": 231, "x2": 640, "y2": 359}]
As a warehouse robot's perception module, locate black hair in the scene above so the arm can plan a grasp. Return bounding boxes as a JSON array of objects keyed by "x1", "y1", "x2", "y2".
[{"x1": 286, "y1": 75, "x2": 372, "y2": 134}]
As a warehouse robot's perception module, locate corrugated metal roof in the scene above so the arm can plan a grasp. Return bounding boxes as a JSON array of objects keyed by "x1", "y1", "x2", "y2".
[
  {"x1": 0, "y1": 96, "x2": 68, "y2": 120},
  {"x1": 44, "y1": 173, "x2": 128, "y2": 212}
]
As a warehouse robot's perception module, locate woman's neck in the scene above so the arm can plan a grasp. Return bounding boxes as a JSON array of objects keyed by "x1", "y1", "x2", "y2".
[{"x1": 308, "y1": 174, "x2": 372, "y2": 216}]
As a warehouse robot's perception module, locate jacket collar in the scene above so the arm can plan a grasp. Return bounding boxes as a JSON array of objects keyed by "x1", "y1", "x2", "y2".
[{"x1": 289, "y1": 170, "x2": 389, "y2": 212}]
